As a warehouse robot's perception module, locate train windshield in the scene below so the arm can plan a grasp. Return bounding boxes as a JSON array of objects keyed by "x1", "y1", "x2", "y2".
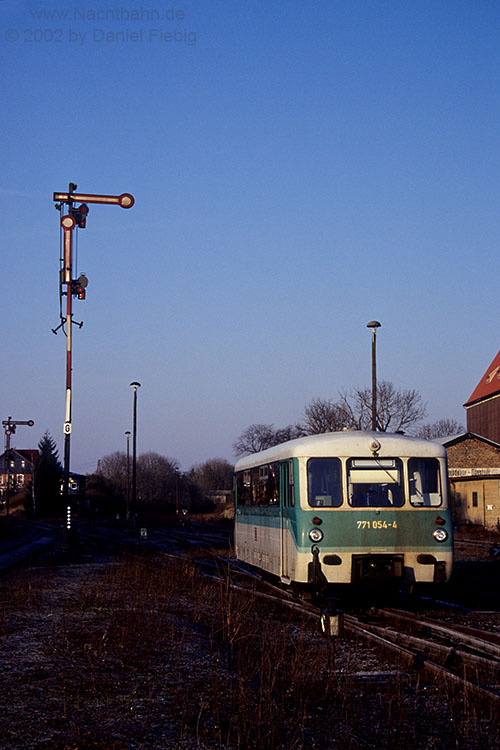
[
  {"x1": 408, "y1": 458, "x2": 442, "y2": 506},
  {"x1": 348, "y1": 458, "x2": 404, "y2": 507},
  {"x1": 307, "y1": 458, "x2": 342, "y2": 507}
]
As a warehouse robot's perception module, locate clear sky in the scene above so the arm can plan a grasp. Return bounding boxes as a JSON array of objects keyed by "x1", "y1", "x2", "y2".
[{"x1": 1, "y1": 0, "x2": 499, "y2": 473}]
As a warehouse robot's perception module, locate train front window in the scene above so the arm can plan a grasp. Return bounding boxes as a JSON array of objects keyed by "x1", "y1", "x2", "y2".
[
  {"x1": 307, "y1": 458, "x2": 342, "y2": 507},
  {"x1": 409, "y1": 458, "x2": 442, "y2": 506},
  {"x1": 347, "y1": 458, "x2": 404, "y2": 507}
]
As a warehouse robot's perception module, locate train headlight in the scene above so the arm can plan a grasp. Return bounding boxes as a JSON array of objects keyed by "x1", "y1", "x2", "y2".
[
  {"x1": 433, "y1": 528, "x2": 448, "y2": 542},
  {"x1": 309, "y1": 528, "x2": 324, "y2": 543}
]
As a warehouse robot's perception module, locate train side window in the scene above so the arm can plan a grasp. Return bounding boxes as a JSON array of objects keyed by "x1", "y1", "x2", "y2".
[
  {"x1": 236, "y1": 471, "x2": 252, "y2": 506},
  {"x1": 268, "y1": 463, "x2": 280, "y2": 505},
  {"x1": 307, "y1": 458, "x2": 342, "y2": 507},
  {"x1": 252, "y1": 468, "x2": 264, "y2": 505},
  {"x1": 408, "y1": 458, "x2": 442, "y2": 507},
  {"x1": 289, "y1": 460, "x2": 295, "y2": 506}
]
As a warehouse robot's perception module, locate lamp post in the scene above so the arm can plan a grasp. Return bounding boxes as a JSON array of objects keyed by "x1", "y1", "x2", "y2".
[
  {"x1": 366, "y1": 321, "x2": 381, "y2": 431},
  {"x1": 129, "y1": 382, "x2": 141, "y2": 516},
  {"x1": 125, "y1": 430, "x2": 131, "y2": 521}
]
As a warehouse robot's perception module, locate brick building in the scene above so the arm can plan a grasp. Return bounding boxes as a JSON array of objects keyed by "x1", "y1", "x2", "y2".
[
  {"x1": 464, "y1": 350, "x2": 500, "y2": 444},
  {"x1": 437, "y1": 433, "x2": 500, "y2": 530},
  {"x1": 0, "y1": 448, "x2": 38, "y2": 494},
  {"x1": 0, "y1": 449, "x2": 38, "y2": 513}
]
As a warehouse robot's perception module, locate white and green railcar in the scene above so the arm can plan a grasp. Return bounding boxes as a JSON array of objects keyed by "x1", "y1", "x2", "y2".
[{"x1": 234, "y1": 431, "x2": 453, "y2": 588}]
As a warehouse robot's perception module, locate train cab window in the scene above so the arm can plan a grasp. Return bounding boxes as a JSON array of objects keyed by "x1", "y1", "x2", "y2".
[
  {"x1": 348, "y1": 458, "x2": 404, "y2": 507},
  {"x1": 307, "y1": 458, "x2": 342, "y2": 507},
  {"x1": 408, "y1": 458, "x2": 441, "y2": 507}
]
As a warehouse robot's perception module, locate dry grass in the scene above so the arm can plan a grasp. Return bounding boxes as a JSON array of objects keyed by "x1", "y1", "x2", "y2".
[{"x1": 0, "y1": 552, "x2": 498, "y2": 749}]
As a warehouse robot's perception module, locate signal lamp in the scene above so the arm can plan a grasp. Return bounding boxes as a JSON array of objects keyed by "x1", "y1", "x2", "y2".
[
  {"x1": 69, "y1": 203, "x2": 89, "y2": 228},
  {"x1": 312, "y1": 517, "x2": 322, "y2": 525},
  {"x1": 71, "y1": 274, "x2": 88, "y2": 299}
]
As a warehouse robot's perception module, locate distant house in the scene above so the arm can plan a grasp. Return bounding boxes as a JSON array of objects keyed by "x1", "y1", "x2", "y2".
[
  {"x1": 207, "y1": 489, "x2": 233, "y2": 505},
  {"x1": 436, "y1": 433, "x2": 500, "y2": 530},
  {"x1": 464, "y1": 350, "x2": 500, "y2": 444},
  {"x1": 0, "y1": 448, "x2": 38, "y2": 497}
]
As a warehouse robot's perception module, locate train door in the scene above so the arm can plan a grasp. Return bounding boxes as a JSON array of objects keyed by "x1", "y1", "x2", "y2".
[{"x1": 280, "y1": 460, "x2": 292, "y2": 581}]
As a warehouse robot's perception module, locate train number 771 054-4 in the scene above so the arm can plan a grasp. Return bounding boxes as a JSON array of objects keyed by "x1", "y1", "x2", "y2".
[{"x1": 357, "y1": 520, "x2": 398, "y2": 529}]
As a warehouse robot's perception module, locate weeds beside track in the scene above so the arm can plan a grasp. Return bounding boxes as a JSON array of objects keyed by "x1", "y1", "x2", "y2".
[{"x1": 1, "y1": 551, "x2": 499, "y2": 749}]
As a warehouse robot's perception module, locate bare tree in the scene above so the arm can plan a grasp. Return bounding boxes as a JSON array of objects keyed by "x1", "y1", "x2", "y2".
[
  {"x1": 98, "y1": 450, "x2": 179, "y2": 511},
  {"x1": 416, "y1": 418, "x2": 464, "y2": 440},
  {"x1": 98, "y1": 451, "x2": 127, "y2": 497},
  {"x1": 236, "y1": 381, "x2": 427, "y2": 456},
  {"x1": 337, "y1": 380, "x2": 426, "y2": 433},
  {"x1": 137, "y1": 452, "x2": 179, "y2": 509},
  {"x1": 301, "y1": 381, "x2": 426, "y2": 435},
  {"x1": 302, "y1": 398, "x2": 348, "y2": 434},
  {"x1": 233, "y1": 423, "x2": 302, "y2": 457},
  {"x1": 274, "y1": 424, "x2": 304, "y2": 443},
  {"x1": 188, "y1": 458, "x2": 234, "y2": 492},
  {"x1": 233, "y1": 424, "x2": 275, "y2": 457}
]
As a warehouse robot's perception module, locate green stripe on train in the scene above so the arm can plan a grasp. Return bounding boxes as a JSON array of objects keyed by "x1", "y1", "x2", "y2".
[{"x1": 236, "y1": 508, "x2": 452, "y2": 552}]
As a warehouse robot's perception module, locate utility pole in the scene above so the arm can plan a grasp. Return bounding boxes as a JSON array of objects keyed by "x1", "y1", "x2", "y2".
[
  {"x1": 2, "y1": 418, "x2": 34, "y2": 517},
  {"x1": 53, "y1": 184, "x2": 134, "y2": 530},
  {"x1": 366, "y1": 321, "x2": 381, "y2": 431}
]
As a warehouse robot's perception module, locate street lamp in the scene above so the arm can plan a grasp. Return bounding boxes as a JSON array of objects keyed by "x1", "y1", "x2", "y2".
[
  {"x1": 125, "y1": 430, "x2": 131, "y2": 520},
  {"x1": 129, "y1": 382, "x2": 141, "y2": 515},
  {"x1": 366, "y1": 321, "x2": 381, "y2": 431}
]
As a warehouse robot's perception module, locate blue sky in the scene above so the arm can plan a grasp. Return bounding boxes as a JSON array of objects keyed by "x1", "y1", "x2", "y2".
[{"x1": 1, "y1": 1, "x2": 499, "y2": 473}]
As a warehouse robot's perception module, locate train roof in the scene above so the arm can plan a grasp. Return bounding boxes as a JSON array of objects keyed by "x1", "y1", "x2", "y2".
[{"x1": 234, "y1": 431, "x2": 447, "y2": 471}]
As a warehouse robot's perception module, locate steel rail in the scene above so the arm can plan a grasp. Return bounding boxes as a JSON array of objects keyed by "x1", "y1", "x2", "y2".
[
  {"x1": 344, "y1": 617, "x2": 500, "y2": 707},
  {"x1": 378, "y1": 607, "x2": 500, "y2": 660}
]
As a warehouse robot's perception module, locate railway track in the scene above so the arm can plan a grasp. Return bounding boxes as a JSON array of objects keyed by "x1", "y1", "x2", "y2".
[
  {"x1": 150, "y1": 531, "x2": 500, "y2": 709},
  {"x1": 0, "y1": 517, "x2": 231, "y2": 574},
  {"x1": 226, "y1": 578, "x2": 500, "y2": 707},
  {"x1": 2, "y1": 517, "x2": 499, "y2": 712},
  {"x1": 182, "y1": 547, "x2": 500, "y2": 709},
  {"x1": 346, "y1": 607, "x2": 500, "y2": 707},
  {"x1": 0, "y1": 520, "x2": 59, "y2": 573}
]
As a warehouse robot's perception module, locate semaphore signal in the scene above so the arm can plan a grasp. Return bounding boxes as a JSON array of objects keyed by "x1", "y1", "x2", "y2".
[{"x1": 53, "y1": 182, "x2": 134, "y2": 530}]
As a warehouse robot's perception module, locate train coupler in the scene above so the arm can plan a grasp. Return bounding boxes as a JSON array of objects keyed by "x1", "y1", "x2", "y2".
[{"x1": 308, "y1": 545, "x2": 328, "y2": 596}]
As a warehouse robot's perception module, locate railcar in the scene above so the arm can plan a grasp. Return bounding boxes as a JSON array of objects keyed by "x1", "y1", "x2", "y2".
[{"x1": 234, "y1": 431, "x2": 453, "y2": 589}]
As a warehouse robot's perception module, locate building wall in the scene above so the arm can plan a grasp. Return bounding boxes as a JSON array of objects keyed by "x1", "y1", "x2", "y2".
[
  {"x1": 466, "y1": 395, "x2": 500, "y2": 445},
  {"x1": 445, "y1": 435, "x2": 500, "y2": 530},
  {"x1": 451, "y1": 479, "x2": 500, "y2": 530},
  {"x1": 0, "y1": 451, "x2": 34, "y2": 491},
  {"x1": 446, "y1": 436, "x2": 500, "y2": 468}
]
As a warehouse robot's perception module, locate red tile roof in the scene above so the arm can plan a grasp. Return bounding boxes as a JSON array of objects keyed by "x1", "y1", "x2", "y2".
[{"x1": 464, "y1": 350, "x2": 500, "y2": 407}]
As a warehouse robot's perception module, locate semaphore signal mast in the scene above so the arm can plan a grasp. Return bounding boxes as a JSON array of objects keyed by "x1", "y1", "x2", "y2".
[{"x1": 53, "y1": 183, "x2": 134, "y2": 528}]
